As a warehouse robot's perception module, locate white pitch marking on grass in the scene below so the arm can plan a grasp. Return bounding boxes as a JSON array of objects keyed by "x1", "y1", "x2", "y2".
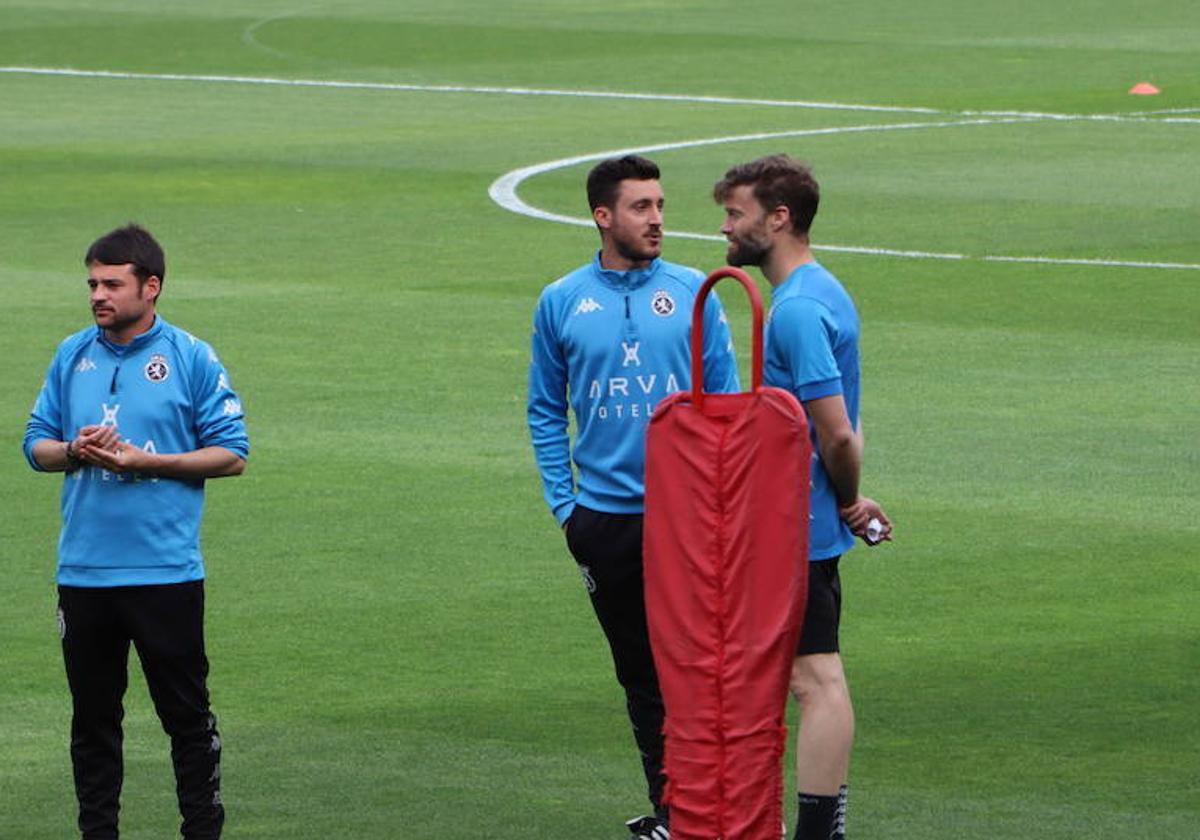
[
  {"x1": 490, "y1": 117, "x2": 1200, "y2": 272},
  {"x1": 1124, "y1": 107, "x2": 1200, "y2": 116},
  {"x1": 4, "y1": 65, "x2": 1200, "y2": 125},
  {"x1": 8, "y1": 64, "x2": 1194, "y2": 127},
  {"x1": 666, "y1": 228, "x2": 968, "y2": 262},
  {"x1": 5, "y1": 65, "x2": 1198, "y2": 127},
  {"x1": 982, "y1": 255, "x2": 1200, "y2": 270},
  {"x1": 4, "y1": 65, "x2": 1198, "y2": 269},
  {"x1": 488, "y1": 117, "x2": 1049, "y2": 263},
  {"x1": 961, "y1": 108, "x2": 1200, "y2": 126},
  {"x1": 0, "y1": 66, "x2": 940, "y2": 114},
  {"x1": 5, "y1": 65, "x2": 1200, "y2": 126},
  {"x1": 242, "y1": 9, "x2": 313, "y2": 60}
]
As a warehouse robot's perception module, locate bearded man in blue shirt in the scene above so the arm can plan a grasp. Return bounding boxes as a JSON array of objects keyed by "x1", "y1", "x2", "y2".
[
  {"x1": 24, "y1": 224, "x2": 248, "y2": 840},
  {"x1": 528, "y1": 155, "x2": 740, "y2": 840},
  {"x1": 714, "y1": 155, "x2": 893, "y2": 840}
]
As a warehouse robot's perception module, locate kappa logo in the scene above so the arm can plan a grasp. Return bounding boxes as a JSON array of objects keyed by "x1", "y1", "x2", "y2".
[
  {"x1": 221, "y1": 399, "x2": 242, "y2": 417},
  {"x1": 621, "y1": 341, "x2": 641, "y2": 367},
  {"x1": 144, "y1": 353, "x2": 170, "y2": 383},
  {"x1": 75, "y1": 357, "x2": 97, "y2": 373},
  {"x1": 651, "y1": 289, "x2": 676, "y2": 317},
  {"x1": 574, "y1": 297, "x2": 603, "y2": 315},
  {"x1": 216, "y1": 372, "x2": 230, "y2": 393}
]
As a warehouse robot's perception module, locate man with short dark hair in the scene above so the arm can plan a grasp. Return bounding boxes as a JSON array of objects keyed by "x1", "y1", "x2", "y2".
[
  {"x1": 714, "y1": 155, "x2": 892, "y2": 840},
  {"x1": 528, "y1": 155, "x2": 739, "y2": 839},
  {"x1": 23, "y1": 223, "x2": 248, "y2": 840}
]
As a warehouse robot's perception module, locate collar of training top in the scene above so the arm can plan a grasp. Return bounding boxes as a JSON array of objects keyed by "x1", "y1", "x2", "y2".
[{"x1": 591, "y1": 251, "x2": 662, "y2": 291}]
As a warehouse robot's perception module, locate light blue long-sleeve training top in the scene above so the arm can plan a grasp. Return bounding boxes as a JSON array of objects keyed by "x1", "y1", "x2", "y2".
[
  {"x1": 24, "y1": 316, "x2": 250, "y2": 587},
  {"x1": 528, "y1": 253, "x2": 739, "y2": 525}
]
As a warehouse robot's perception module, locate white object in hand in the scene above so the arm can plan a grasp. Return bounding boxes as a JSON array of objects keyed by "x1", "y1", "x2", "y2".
[{"x1": 865, "y1": 517, "x2": 885, "y2": 545}]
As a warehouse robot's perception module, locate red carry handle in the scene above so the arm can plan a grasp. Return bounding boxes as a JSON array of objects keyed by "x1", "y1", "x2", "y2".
[{"x1": 691, "y1": 266, "x2": 764, "y2": 410}]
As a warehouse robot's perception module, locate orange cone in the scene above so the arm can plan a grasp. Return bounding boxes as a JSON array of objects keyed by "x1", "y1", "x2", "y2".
[{"x1": 1129, "y1": 82, "x2": 1161, "y2": 95}]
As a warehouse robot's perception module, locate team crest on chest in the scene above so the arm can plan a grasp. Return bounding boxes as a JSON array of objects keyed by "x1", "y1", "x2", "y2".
[
  {"x1": 651, "y1": 289, "x2": 676, "y2": 317},
  {"x1": 144, "y1": 353, "x2": 170, "y2": 383}
]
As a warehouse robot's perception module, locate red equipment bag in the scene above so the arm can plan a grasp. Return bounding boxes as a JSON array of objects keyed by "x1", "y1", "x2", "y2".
[{"x1": 643, "y1": 267, "x2": 811, "y2": 840}]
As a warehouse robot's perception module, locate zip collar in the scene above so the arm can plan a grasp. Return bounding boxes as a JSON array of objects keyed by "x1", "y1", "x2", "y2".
[
  {"x1": 95, "y1": 315, "x2": 165, "y2": 355},
  {"x1": 592, "y1": 251, "x2": 661, "y2": 292}
]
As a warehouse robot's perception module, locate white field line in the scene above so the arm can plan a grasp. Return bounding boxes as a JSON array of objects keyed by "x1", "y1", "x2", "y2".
[
  {"x1": 667, "y1": 228, "x2": 966, "y2": 261},
  {"x1": 0, "y1": 66, "x2": 935, "y2": 113},
  {"x1": 1123, "y1": 107, "x2": 1200, "y2": 116},
  {"x1": 241, "y1": 12, "x2": 301, "y2": 60},
  {"x1": 488, "y1": 118, "x2": 1047, "y2": 263},
  {"x1": 4, "y1": 65, "x2": 1197, "y2": 125},
  {"x1": 488, "y1": 116, "x2": 1200, "y2": 271},
  {"x1": 982, "y1": 255, "x2": 1200, "y2": 271},
  {"x1": 4, "y1": 65, "x2": 1198, "y2": 270},
  {"x1": 4, "y1": 66, "x2": 1198, "y2": 123},
  {"x1": 960, "y1": 108, "x2": 1200, "y2": 126}
]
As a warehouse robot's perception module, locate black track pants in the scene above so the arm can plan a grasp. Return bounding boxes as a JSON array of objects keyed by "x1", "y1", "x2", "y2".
[
  {"x1": 58, "y1": 581, "x2": 224, "y2": 840},
  {"x1": 565, "y1": 505, "x2": 667, "y2": 814}
]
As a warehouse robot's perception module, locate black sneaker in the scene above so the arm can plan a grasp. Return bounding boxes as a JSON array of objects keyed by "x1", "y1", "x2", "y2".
[{"x1": 625, "y1": 815, "x2": 669, "y2": 840}]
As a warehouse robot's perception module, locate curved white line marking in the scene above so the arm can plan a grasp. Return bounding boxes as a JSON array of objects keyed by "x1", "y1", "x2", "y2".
[
  {"x1": 490, "y1": 118, "x2": 1200, "y2": 271},
  {"x1": 242, "y1": 11, "x2": 302, "y2": 60},
  {"x1": 488, "y1": 118, "x2": 1038, "y2": 262}
]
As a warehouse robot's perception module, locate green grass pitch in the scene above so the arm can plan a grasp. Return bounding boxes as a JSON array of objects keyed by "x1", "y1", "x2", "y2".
[{"x1": 1, "y1": 1, "x2": 1198, "y2": 837}]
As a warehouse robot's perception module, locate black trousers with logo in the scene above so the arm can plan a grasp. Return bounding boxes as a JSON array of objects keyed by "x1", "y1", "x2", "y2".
[
  {"x1": 565, "y1": 505, "x2": 667, "y2": 817},
  {"x1": 57, "y1": 581, "x2": 224, "y2": 840}
]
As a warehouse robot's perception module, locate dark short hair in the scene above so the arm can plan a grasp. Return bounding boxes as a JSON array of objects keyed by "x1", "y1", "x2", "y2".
[
  {"x1": 586, "y1": 155, "x2": 660, "y2": 210},
  {"x1": 85, "y1": 224, "x2": 166, "y2": 298},
  {"x1": 713, "y1": 155, "x2": 820, "y2": 235}
]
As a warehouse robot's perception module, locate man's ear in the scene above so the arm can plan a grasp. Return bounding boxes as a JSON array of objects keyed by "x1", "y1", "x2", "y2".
[
  {"x1": 593, "y1": 205, "x2": 612, "y2": 231},
  {"x1": 768, "y1": 204, "x2": 791, "y2": 234},
  {"x1": 143, "y1": 276, "x2": 162, "y2": 302}
]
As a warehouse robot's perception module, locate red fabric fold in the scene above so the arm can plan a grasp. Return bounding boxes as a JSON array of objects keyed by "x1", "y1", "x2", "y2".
[{"x1": 645, "y1": 387, "x2": 810, "y2": 840}]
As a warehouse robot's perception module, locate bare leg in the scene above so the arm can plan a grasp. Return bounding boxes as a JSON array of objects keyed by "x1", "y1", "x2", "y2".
[{"x1": 791, "y1": 653, "x2": 854, "y2": 795}]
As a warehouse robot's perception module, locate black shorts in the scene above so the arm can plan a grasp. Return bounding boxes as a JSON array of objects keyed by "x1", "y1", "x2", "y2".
[{"x1": 797, "y1": 557, "x2": 842, "y2": 655}]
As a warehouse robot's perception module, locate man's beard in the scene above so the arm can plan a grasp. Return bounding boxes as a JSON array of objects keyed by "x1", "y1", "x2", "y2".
[
  {"x1": 726, "y1": 235, "x2": 769, "y2": 267},
  {"x1": 95, "y1": 308, "x2": 139, "y2": 331},
  {"x1": 614, "y1": 232, "x2": 660, "y2": 265}
]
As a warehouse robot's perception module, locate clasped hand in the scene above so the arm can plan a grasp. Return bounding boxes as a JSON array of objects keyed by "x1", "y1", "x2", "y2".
[{"x1": 73, "y1": 425, "x2": 154, "y2": 474}]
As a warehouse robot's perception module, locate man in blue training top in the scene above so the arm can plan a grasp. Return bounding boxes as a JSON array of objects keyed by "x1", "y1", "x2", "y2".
[
  {"x1": 528, "y1": 155, "x2": 739, "y2": 840},
  {"x1": 714, "y1": 155, "x2": 893, "y2": 840},
  {"x1": 24, "y1": 224, "x2": 249, "y2": 840}
]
